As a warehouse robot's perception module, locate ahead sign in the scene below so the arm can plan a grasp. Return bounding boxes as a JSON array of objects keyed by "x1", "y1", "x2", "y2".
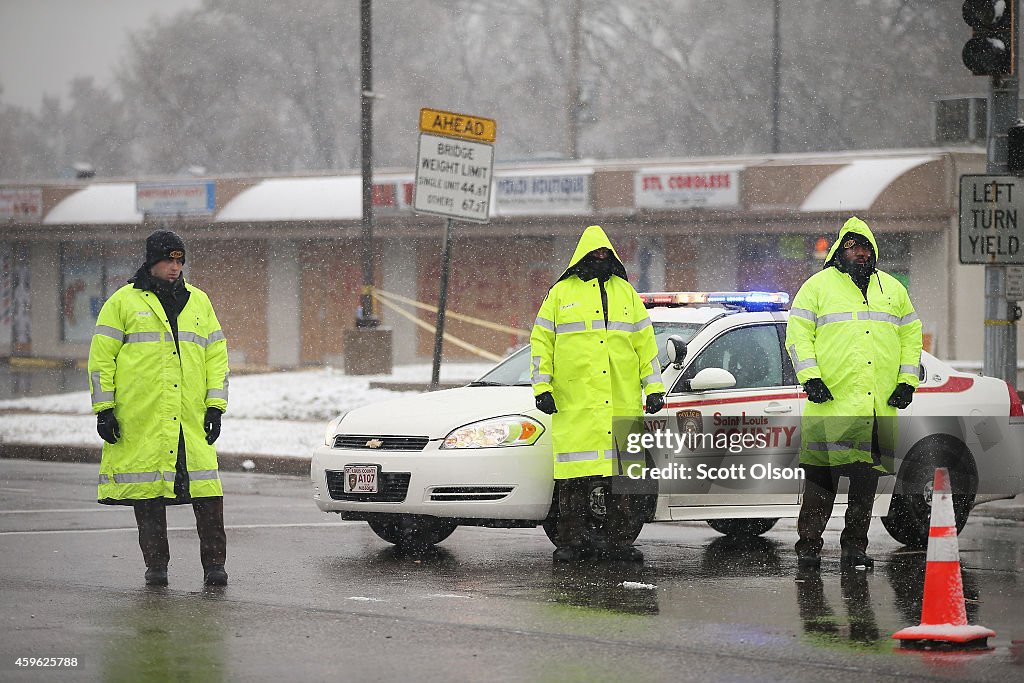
[
  {"x1": 414, "y1": 108, "x2": 495, "y2": 224},
  {"x1": 419, "y1": 107, "x2": 496, "y2": 144},
  {"x1": 959, "y1": 174, "x2": 1024, "y2": 264}
]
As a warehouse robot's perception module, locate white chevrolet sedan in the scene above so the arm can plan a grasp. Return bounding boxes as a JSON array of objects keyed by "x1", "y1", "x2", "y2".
[{"x1": 311, "y1": 292, "x2": 1024, "y2": 550}]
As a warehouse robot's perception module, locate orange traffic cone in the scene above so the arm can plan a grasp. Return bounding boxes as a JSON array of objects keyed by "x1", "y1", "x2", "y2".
[{"x1": 892, "y1": 467, "x2": 995, "y2": 650}]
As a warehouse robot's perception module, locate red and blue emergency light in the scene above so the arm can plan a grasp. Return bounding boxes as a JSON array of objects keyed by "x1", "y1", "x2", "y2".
[{"x1": 639, "y1": 291, "x2": 790, "y2": 312}]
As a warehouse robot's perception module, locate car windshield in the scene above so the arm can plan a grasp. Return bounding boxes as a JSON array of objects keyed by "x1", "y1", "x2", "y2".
[{"x1": 472, "y1": 321, "x2": 704, "y2": 386}]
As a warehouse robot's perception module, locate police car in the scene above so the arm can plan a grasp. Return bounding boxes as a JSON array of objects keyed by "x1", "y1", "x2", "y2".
[{"x1": 311, "y1": 291, "x2": 1024, "y2": 551}]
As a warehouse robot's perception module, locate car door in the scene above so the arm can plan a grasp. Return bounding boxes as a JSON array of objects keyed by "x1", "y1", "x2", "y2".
[{"x1": 651, "y1": 323, "x2": 804, "y2": 508}]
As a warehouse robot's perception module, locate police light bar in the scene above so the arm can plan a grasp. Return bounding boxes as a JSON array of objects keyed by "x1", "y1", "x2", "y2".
[{"x1": 639, "y1": 291, "x2": 790, "y2": 311}]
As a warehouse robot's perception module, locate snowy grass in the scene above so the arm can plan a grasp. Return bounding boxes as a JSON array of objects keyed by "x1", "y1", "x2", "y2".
[{"x1": 0, "y1": 362, "x2": 492, "y2": 458}]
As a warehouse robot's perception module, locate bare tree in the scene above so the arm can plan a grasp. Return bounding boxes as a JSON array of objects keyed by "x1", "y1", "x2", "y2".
[{"x1": 0, "y1": 0, "x2": 984, "y2": 180}]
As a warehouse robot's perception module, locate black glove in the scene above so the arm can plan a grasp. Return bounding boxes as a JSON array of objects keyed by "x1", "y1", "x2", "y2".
[
  {"x1": 645, "y1": 392, "x2": 665, "y2": 414},
  {"x1": 803, "y1": 378, "x2": 834, "y2": 404},
  {"x1": 96, "y1": 409, "x2": 120, "y2": 444},
  {"x1": 535, "y1": 391, "x2": 557, "y2": 415},
  {"x1": 204, "y1": 407, "x2": 223, "y2": 444},
  {"x1": 887, "y1": 382, "x2": 915, "y2": 409}
]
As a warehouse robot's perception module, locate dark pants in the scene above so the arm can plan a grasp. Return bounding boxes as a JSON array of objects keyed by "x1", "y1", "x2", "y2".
[
  {"x1": 796, "y1": 462, "x2": 879, "y2": 556},
  {"x1": 556, "y1": 476, "x2": 639, "y2": 549},
  {"x1": 132, "y1": 425, "x2": 226, "y2": 569},
  {"x1": 134, "y1": 496, "x2": 227, "y2": 569}
]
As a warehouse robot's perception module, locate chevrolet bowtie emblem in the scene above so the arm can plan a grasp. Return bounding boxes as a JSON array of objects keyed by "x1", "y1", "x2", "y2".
[{"x1": 365, "y1": 439, "x2": 384, "y2": 449}]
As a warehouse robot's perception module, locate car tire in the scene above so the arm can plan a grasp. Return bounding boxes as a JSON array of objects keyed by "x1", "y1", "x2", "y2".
[
  {"x1": 881, "y1": 436, "x2": 976, "y2": 548},
  {"x1": 706, "y1": 518, "x2": 779, "y2": 537},
  {"x1": 541, "y1": 479, "x2": 647, "y2": 548},
  {"x1": 368, "y1": 515, "x2": 457, "y2": 550}
]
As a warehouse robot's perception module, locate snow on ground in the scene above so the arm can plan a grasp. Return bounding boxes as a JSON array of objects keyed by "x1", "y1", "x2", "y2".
[{"x1": 0, "y1": 362, "x2": 492, "y2": 458}]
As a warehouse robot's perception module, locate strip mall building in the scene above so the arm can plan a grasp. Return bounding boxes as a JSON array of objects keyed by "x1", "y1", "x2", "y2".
[{"x1": 1, "y1": 148, "x2": 1018, "y2": 379}]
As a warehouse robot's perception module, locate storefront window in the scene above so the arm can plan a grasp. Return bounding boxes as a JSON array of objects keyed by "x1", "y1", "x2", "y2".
[
  {"x1": 60, "y1": 244, "x2": 134, "y2": 344},
  {"x1": 105, "y1": 254, "x2": 138, "y2": 294}
]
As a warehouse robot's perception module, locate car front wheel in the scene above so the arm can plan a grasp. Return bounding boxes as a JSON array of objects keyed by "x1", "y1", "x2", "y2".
[
  {"x1": 541, "y1": 479, "x2": 650, "y2": 548},
  {"x1": 881, "y1": 437, "x2": 976, "y2": 548},
  {"x1": 368, "y1": 515, "x2": 457, "y2": 550}
]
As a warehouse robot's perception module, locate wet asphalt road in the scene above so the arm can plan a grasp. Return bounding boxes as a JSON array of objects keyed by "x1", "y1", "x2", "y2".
[{"x1": 1, "y1": 460, "x2": 1023, "y2": 683}]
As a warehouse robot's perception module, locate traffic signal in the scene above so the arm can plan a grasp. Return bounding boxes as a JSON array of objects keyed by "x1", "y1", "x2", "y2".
[
  {"x1": 1008, "y1": 119, "x2": 1024, "y2": 174},
  {"x1": 962, "y1": 0, "x2": 1015, "y2": 76}
]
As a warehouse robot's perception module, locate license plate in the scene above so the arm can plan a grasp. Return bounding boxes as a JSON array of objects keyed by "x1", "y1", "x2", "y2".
[{"x1": 343, "y1": 465, "x2": 379, "y2": 494}]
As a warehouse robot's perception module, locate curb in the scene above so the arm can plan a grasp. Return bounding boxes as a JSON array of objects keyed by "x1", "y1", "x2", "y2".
[{"x1": 0, "y1": 443, "x2": 311, "y2": 477}]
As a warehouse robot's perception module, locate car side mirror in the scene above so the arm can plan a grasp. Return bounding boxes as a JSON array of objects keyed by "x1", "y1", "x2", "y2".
[
  {"x1": 666, "y1": 335, "x2": 688, "y2": 369},
  {"x1": 688, "y1": 368, "x2": 737, "y2": 391}
]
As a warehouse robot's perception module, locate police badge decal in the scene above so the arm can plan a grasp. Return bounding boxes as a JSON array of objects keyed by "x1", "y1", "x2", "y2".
[{"x1": 676, "y1": 410, "x2": 702, "y2": 452}]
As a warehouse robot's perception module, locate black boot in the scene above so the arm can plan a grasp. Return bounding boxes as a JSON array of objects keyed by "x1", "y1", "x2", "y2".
[
  {"x1": 145, "y1": 566, "x2": 168, "y2": 586},
  {"x1": 840, "y1": 547, "x2": 874, "y2": 569},
  {"x1": 204, "y1": 564, "x2": 228, "y2": 586},
  {"x1": 796, "y1": 550, "x2": 822, "y2": 569},
  {"x1": 796, "y1": 465, "x2": 836, "y2": 571}
]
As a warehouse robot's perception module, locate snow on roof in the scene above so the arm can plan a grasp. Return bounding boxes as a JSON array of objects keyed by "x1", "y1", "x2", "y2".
[
  {"x1": 799, "y1": 155, "x2": 937, "y2": 212},
  {"x1": 43, "y1": 183, "x2": 143, "y2": 224},
  {"x1": 217, "y1": 176, "x2": 362, "y2": 222}
]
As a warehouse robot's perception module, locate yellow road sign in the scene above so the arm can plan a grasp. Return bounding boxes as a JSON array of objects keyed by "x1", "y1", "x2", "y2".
[{"x1": 419, "y1": 107, "x2": 496, "y2": 144}]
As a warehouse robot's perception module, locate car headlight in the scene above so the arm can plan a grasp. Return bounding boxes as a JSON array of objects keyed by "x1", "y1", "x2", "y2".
[
  {"x1": 323, "y1": 412, "x2": 349, "y2": 446},
  {"x1": 441, "y1": 415, "x2": 544, "y2": 449}
]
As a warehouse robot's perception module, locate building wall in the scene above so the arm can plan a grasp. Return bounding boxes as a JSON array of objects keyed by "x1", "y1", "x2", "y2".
[
  {"x1": 189, "y1": 238, "x2": 268, "y2": 367},
  {"x1": 0, "y1": 242, "x2": 12, "y2": 354},
  {"x1": 907, "y1": 230, "x2": 948, "y2": 358},
  {"x1": 380, "y1": 236, "x2": 418, "y2": 364},
  {"x1": 266, "y1": 239, "x2": 301, "y2": 368},
  {"x1": 29, "y1": 243, "x2": 67, "y2": 358},
  {"x1": 8, "y1": 151, "x2": 1018, "y2": 377},
  {"x1": 298, "y1": 239, "x2": 366, "y2": 365},
  {"x1": 414, "y1": 236, "x2": 547, "y2": 360}
]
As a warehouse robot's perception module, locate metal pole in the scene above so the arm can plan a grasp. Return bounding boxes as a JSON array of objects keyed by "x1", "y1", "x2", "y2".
[
  {"x1": 357, "y1": 0, "x2": 376, "y2": 327},
  {"x1": 430, "y1": 218, "x2": 455, "y2": 390},
  {"x1": 770, "y1": 0, "x2": 781, "y2": 154},
  {"x1": 567, "y1": 0, "x2": 582, "y2": 160},
  {"x1": 983, "y1": 1, "x2": 1020, "y2": 382}
]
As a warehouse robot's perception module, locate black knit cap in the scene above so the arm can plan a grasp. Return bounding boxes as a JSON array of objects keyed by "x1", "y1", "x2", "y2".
[
  {"x1": 841, "y1": 231, "x2": 873, "y2": 253},
  {"x1": 145, "y1": 230, "x2": 186, "y2": 267}
]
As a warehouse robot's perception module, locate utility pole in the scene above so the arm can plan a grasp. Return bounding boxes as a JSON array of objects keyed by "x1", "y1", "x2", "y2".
[
  {"x1": 344, "y1": 0, "x2": 393, "y2": 375},
  {"x1": 770, "y1": 0, "x2": 781, "y2": 154},
  {"x1": 962, "y1": 0, "x2": 1021, "y2": 383},
  {"x1": 982, "y1": 2, "x2": 1019, "y2": 382},
  {"x1": 358, "y1": 0, "x2": 377, "y2": 328},
  {"x1": 984, "y1": 66, "x2": 1020, "y2": 382},
  {"x1": 567, "y1": 0, "x2": 582, "y2": 160}
]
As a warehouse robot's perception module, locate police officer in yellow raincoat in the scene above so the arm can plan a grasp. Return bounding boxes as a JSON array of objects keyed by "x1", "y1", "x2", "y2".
[
  {"x1": 531, "y1": 226, "x2": 665, "y2": 562},
  {"x1": 88, "y1": 230, "x2": 230, "y2": 586},
  {"x1": 786, "y1": 217, "x2": 922, "y2": 569}
]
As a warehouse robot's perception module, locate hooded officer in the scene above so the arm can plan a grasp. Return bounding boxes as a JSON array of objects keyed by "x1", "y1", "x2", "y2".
[
  {"x1": 88, "y1": 229, "x2": 230, "y2": 586},
  {"x1": 786, "y1": 217, "x2": 922, "y2": 569},
  {"x1": 530, "y1": 225, "x2": 665, "y2": 562}
]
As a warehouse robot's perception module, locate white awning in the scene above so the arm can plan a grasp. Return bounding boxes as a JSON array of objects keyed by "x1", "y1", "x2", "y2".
[
  {"x1": 43, "y1": 183, "x2": 143, "y2": 224},
  {"x1": 800, "y1": 155, "x2": 938, "y2": 212},
  {"x1": 218, "y1": 176, "x2": 362, "y2": 222}
]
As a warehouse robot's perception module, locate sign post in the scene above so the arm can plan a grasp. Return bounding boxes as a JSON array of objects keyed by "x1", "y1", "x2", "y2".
[{"x1": 414, "y1": 107, "x2": 496, "y2": 390}]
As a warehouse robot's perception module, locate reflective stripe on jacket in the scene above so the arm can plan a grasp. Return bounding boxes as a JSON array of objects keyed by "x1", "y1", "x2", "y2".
[
  {"x1": 530, "y1": 226, "x2": 665, "y2": 479},
  {"x1": 88, "y1": 281, "x2": 229, "y2": 501},
  {"x1": 785, "y1": 217, "x2": 922, "y2": 471}
]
